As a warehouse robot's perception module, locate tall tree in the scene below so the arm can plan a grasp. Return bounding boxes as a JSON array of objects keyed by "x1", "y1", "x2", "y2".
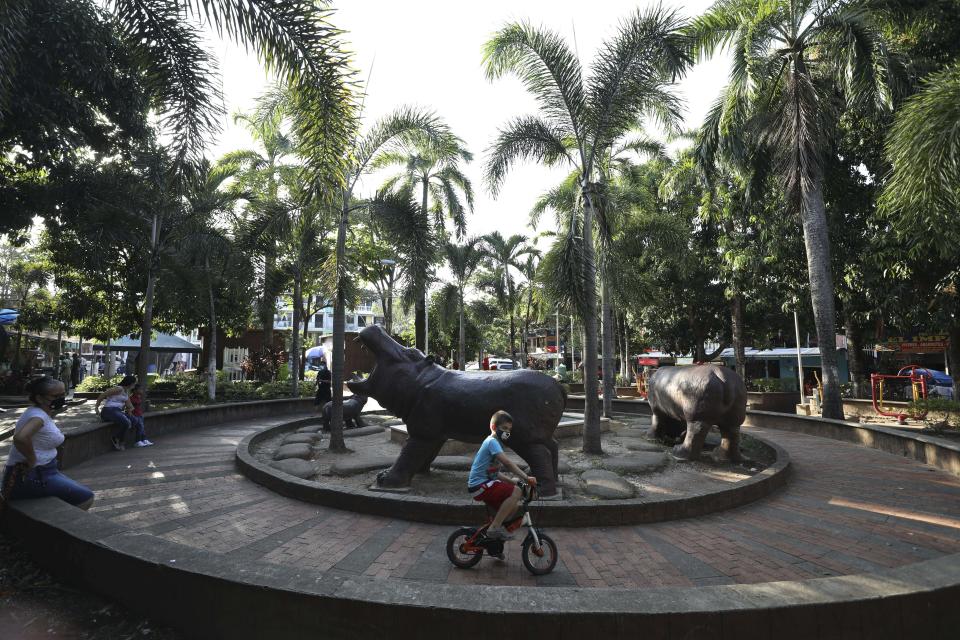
[
  {"x1": 375, "y1": 133, "x2": 474, "y2": 351},
  {"x1": 689, "y1": 0, "x2": 902, "y2": 419},
  {"x1": 444, "y1": 239, "x2": 483, "y2": 370},
  {"x1": 480, "y1": 232, "x2": 533, "y2": 366},
  {"x1": 483, "y1": 7, "x2": 689, "y2": 452}
]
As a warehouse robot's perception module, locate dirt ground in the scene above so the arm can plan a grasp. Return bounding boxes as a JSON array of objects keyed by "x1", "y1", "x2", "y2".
[{"x1": 0, "y1": 533, "x2": 182, "y2": 640}]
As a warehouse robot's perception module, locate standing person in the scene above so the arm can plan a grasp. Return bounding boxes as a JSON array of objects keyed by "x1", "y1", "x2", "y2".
[
  {"x1": 58, "y1": 353, "x2": 71, "y2": 385},
  {"x1": 128, "y1": 384, "x2": 153, "y2": 448},
  {"x1": 71, "y1": 352, "x2": 81, "y2": 389},
  {"x1": 1, "y1": 377, "x2": 94, "y2": 510},
  {"x1": 95, "y1": 375, "x2": 137, "y2": 451},
  {"x1": 314, "y1": 361, "x2": 332, "y2": 410}
]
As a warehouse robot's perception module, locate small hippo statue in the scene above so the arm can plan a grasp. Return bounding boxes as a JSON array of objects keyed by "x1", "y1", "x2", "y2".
[
  {"x1": 322, "y1": 394, "x2": 368, "y2": 430},
  {"x1": 647, "y1": 365, "x2": 747, "y2": 462}
]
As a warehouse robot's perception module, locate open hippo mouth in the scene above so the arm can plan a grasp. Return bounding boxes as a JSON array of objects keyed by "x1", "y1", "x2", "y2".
[{"x1": 348, "y1": 325, "x2": 399, "y2": 395}]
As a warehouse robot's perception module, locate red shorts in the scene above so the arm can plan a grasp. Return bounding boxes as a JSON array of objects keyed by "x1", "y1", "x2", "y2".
[{"x1": 470, "y1": 480, "x2": 515, "y2": 509}]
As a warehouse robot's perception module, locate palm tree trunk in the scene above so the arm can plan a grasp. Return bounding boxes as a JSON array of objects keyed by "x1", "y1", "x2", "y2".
[
  {"x1": 414, "y1": 181, "x2": 430, "y2": 352},
  {"x1": 523, "y1": 286, "x2": 533, "y2": 369},
  {"x1": 843, "y1": 310, "x2": 868, "y2": 399},
  {"x1": 601, "y1": 279, "x2": 615, "y2": 418},
  {"x1": 801, "y1": 181, "x2": 844, "y2": 420},
  {"x1": 261, "y1": 253, "x2": 276, "y2": 351},
  {"x1": 509, "y1": 314, "x2": 517, "y2": 367},
  {"x1": 458, "y1": 291, "x2": 466, "y2": 371},
  {"x1": 731, "y1": 292, "x2": 746, "y2": 378},
  {"x1": 329, "y1": 201, "x2": 349, "y2": 452},
  {"x1": 137, "y1": 213, "x2": 159, "y2": 403},
  {"x1": 581, "y1": 185, "x2": 602, "y2": 454},
  {"x1": 205, "y1": 257, "x2": 217, "y2": 401},
  {"x1": 291, "y1": 274, "x2": 302, "y2": 398}
]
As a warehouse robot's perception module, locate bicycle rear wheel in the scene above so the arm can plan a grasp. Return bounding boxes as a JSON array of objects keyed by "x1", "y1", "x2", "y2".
[
  {"x1": 446, "y1": 527, "x2": 483, "y2": 569},
  {"x1": 521, "y1": 532, "x2": 558, "y2": 575}
]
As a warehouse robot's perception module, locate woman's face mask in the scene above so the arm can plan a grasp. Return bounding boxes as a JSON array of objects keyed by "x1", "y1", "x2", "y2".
[{"x1": 48, "y1": 394, "x2": 67, "y2": 411}]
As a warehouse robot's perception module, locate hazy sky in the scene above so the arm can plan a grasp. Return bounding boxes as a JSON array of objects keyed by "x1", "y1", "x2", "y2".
[{"x1": 207, "y1": 0, "x2": 729, "y2": 245}]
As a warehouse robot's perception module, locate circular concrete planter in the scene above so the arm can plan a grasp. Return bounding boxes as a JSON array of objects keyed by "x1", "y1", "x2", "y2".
[{"x1": 236, "y1": 419, "x2": 791, "y2": 527}]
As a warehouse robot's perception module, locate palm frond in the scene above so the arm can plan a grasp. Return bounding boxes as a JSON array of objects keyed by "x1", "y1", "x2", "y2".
[
  {"x1": 0, "y1": 0, "x2": 28, "y2": 114},
  {"x1": 587, "y1": 6, "x2": 690, "y2": 159},
  {"x1": 484, "y1": 115, "x2": 573, "y2": 196},
  {"x1": 538, "y1": 220, "x2": 588, "y2": 317},
  {"x1": 482, "y1": 21, "x2": 586, "y2": 136},
  {"x1": 113, "y1": 0, "x2": 221, "y2": 166},
  {"x1": 879, "y1": 63, "x2": 960, "y2": 260},
  {"x1": 354, "y1": 106, "x2": 450, "y2": 177},
  {"x1": 684, "y1": 0, "x2": 754, "y2": 61}
]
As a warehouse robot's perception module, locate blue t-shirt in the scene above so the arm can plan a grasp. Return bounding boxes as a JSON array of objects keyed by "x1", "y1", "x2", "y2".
[{"x1": 468, "y1": 434, "x2": 504, "y2": 489}]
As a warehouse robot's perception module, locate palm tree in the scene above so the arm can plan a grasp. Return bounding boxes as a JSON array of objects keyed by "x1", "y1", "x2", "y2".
[
  {"x1": 179, "y1": 159, "x2": 250, "y2": 400},
  {"x1": 689, "y1": 0, "x2": 902, "y2": 420},
  {"x1": 480, "y1": 232, "x2": 533, "y2": 366},
  {"x1": 313, "y1": 107, "x2": 450, "y2": 451},
  {"x1": 1, "y1": 0, "x2": 351, "y2": 167},
  {"x1": 223, "y1": 107, "x2": 298, "y2": 350},
  {"x1": 483, "y1": 8, "x2": 688, "y2": 453},
  {"x1": 444, "y1": 239, "x2": 483, "y2": 370},
  {"x1": 375, "y1": 134, "x2": 474, "y2": 351}
]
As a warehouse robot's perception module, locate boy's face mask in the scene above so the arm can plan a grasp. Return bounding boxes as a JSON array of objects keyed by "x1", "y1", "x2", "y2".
[{"x1": 495, "y1": 427, "x2": 511, "y2": 442}]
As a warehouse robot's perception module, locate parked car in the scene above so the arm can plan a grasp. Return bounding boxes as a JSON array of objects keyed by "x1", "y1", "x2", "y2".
[
  {"x1": 487, "y1": 357, "x2": 514, "y2": 371},
  {"x1": 899, "y1": 366, "x2": 954, "y2": 400}
]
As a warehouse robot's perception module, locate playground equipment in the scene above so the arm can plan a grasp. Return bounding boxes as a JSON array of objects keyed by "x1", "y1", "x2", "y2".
[{"x1": 871, "y1": 365, "x2": 929, "y2": 424}]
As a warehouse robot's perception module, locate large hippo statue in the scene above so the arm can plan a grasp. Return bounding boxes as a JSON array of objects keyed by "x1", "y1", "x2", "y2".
[
  {"x1": 347, "y1": 325, "x2": 565, "y2": 495},
  {"x1": 647, "y1": 365, "x2": 747, "y2": 462}
]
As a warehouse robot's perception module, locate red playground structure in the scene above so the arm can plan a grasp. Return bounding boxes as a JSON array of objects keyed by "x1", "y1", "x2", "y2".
[{"x1": 870, "y1": 365, "x2": 929, "y2": 424}]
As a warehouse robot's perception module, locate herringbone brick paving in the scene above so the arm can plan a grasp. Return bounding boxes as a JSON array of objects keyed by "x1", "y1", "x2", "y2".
[{"x1": 61, "y1": 415, "x2": 960, "y2": 588}]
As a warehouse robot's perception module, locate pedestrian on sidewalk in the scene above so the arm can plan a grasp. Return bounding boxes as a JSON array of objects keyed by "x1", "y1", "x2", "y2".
[{"x1": 71, "y1": 352, "x2": 81, "y2": 389}]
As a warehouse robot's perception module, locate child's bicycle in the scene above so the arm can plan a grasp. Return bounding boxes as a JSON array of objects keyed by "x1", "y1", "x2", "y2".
[{"x1": 445, "y1": 481, "x2": 558, "y2": 575}]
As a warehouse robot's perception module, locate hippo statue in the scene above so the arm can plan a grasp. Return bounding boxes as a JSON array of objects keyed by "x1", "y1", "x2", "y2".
[
  {"x1": 322, "y1": 394, "x2": 367, "y2": 430},
  {"x1": 647, "y1": 365, "x2": 747, "y2": 462},
  {"x1": 347, "y1": 325, "x2": 565, "y2": 495}
]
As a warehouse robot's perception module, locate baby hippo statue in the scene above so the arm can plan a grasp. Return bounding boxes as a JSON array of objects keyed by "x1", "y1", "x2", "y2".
[
  {"x1": 647, "y1": 365, "x2": 747, "y2": 462},
  {"x1": 322, "y1": 394, "x2": 368, "y2": 430}
]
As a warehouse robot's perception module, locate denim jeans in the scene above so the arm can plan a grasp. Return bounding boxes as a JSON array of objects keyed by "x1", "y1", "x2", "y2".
[
  {"x1": 2, "y1": 460, "x2": 94, "y2": 506},
  {"x1": 101, "y1": 406, "x2": 131, "y2": 440},
  {"x1": 130, "y1": 415, "x2": 147, "y2": 441}
]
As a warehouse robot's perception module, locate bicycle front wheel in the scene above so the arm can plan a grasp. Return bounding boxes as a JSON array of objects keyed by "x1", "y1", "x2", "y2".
[
  {"x1": 446, "y1": 527, "x2": 483, "y2": 569},
  {"x1": 521, "y1": 532, "x2": 558, "y2": 575}
]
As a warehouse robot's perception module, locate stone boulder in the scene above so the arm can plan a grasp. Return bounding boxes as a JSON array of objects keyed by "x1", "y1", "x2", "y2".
[
  {"x1": 274, "y1": 443, "x2": 313, "y2": 461},
  {"x1": 328, "y1": 455, "x2": 396, "y2": 477},
  {"x1": 430, "y1": 456, "x2": 474, "y2": 471},
  {"x1": 283, "y1": 433, "x2": 320, "y2": 445},
  {"x1": 270, "y1": 459, "x2": 317, "y2": 479},
  {"x1": 600, "y1": 452, "x2": 668, "y2": 475},
  {"x1": 580, "y1": 470, "x2": 636, "y2": 499}
]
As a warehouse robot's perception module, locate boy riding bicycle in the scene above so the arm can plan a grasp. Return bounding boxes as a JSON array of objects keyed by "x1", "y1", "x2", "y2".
[{"x1": 467, "y1": 410, "x2": 536, "y2": 540}]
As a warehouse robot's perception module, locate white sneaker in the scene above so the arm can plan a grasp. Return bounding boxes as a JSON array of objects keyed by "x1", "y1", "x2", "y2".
[
  {"x1": 134, "y1": 440, "x2": 149, "y2": 448},
  {"x1": 141, "y1": 439, "x2": 154, "y2": 446}
]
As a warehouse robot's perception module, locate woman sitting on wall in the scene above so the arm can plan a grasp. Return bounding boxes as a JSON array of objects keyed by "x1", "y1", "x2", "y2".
[
  {"x1": 1, "y1": 377, "x2": 95, "y2": 510},
  {"x1": 95, "y1": 375, "x2": 138, "y2": 451}
]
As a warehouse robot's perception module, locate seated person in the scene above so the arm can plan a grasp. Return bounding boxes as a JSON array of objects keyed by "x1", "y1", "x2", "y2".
[
  {"x1": 95, "y1": 375, "x2": 137, "y2": 451},
  {"x1": 467, "y1": 410, "x2": 536, "y2": 540},
  {"x1": 1, "y1": 377, "x2": 94, "y2": 509}
]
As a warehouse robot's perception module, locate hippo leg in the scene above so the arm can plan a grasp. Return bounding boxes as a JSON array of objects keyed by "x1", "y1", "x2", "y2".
[
  {"x1": 377, "y1": 437, "x2": 443, "y2": 488},
  {"x1": 717, "y1": 425, "x2": 744, "y2": 462},
  {"x1": 509, "y1": 441, "x2": 558, "y2": 497},
  {"x1": 416, "y1": 440, "x2": 446, "y2": 475},
  {"x1": 650, "y1": 412, "x2": 684, "y2": 442},
  {"x1": 672, "y1": 420, "x2": 711, "y2": 461}
]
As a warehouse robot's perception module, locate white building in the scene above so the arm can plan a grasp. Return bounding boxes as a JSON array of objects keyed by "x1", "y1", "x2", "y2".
[{"x1": 273, "y1": 297, "x2": 385, "y2": 346}]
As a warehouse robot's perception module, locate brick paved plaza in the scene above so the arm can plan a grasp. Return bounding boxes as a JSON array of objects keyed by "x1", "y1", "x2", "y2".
[{"x1": 54, "y1": 416, "x2": 960, "y2": 591}]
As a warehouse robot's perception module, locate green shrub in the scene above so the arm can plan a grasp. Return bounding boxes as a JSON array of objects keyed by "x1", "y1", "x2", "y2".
[
  {"x1": 571, "y1": 370, "x2": 583, "y2": 383},
  {"x1": 908, "y1": 398, "x2": 960, "y2": 429},
  {"x1": 76, "y1": 375, "x2": 123, "y2": 392},
  {"x1": 748, "y1": 377, "x2": 798, "y2": 393},
  {"x1": 224, "y1": 381, "x2": 259, "y2": 401},
  {"x1": 254, "y1": 380, "x2": 314, "y2": 399}
]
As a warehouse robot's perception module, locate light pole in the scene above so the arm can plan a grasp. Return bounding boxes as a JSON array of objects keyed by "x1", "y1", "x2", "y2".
[{"x1": 379, "y1": 258, "x2": 396, "y2": 335}]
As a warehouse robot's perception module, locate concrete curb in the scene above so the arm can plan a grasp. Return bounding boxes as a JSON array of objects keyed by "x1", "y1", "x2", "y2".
[
  {"x1": 235, "y1": 419, "x2": 791, "y2": 527},
  {"x1": 3, "y1": 497, "x2": 959, "y2": 639}
]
